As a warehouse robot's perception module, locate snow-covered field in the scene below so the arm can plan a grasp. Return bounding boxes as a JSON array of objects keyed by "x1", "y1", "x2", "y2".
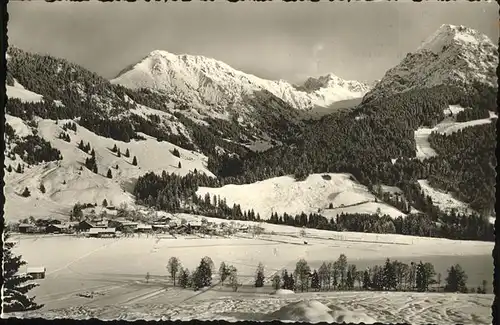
[
  {"x1": 4, "y1": 114, "x2": 213, "y2": 221},
  {"x1": 197, "y1": 173, "x2": 406, "y2": 220},
  {"x1": 7, "y1": 223, "x2": 494, "y2": 323},
  {"x1": 414, "y1": 106, "x2": 497, "y2": 160},
  {"x1": 12, "y1": 291, "x2": 494, "y2": 324}
]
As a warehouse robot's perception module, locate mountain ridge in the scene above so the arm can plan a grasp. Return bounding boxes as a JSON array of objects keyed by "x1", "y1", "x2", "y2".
[
  {"x1": 362, "y1": 24, "x2": 498, "y2": 104},
  {"x1": 111, "y1": 49, "x2": 370, "y2": 120}
]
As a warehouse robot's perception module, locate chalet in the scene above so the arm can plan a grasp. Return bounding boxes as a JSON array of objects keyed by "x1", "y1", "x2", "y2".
[
  {"x1": 151, "y1": 224, "x2": 169, "y2": 232},
  {"x1": 18, "y1": 223, "x2": 36, "y2": 234},
  {"x1": 135, "y1": 224, "x2": 153, "y2": 233},
  {"x1": 189, "y1": 222, "x2": 203, "y2": 230},
  {"x1": 45, "y1": 224, "x2": 70, "y2": 234},
  {"x1": 76, "y1": 220, "x2": 107, "y2": 232},
  {"x1": 239, "y1": 226, "x2": 250, "y2": 233},
  {"x1": 108, "y1": 219, "x2": 138, "y2": 232},
  {"x1": 87, "y1": 227, "x2": 116, "y2": 238},
  {"x1": 98, "y1": 228, "x2": 117, "y2": 237},
  {"x1": 27, "y1": 266, "x2": 46, "y2": 279}
]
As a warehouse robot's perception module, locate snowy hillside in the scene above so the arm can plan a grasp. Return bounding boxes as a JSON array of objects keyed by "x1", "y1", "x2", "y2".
[
  {"x1": 197, "y1": 173, "x2": 406, "y2": 219},
  {"x1": 4, "y1": 115, "x2": 214, "y2": 221},
  {"x1": 6, "y1": 79, "x2": 44, "y2": 103},
  {"x1": 414, "y1": 105, "x2": 498, "y2": 160},
  {"x1": 363, "y1": 24, "x2": 498, "y2": 103},
  {"x1": 111, "y1": 50, "x2": 370, "y2": 120}
]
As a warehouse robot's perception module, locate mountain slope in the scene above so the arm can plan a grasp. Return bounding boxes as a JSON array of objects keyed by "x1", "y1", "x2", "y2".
[
  {"x1": 362, "y1": 24, "x2": 498, "y2": 104},
  {"x1": 213, "y1": 25, "x2": 497, "y2": 218},
  {"x1": 4, "y1": 114, "x2": 214, "y2": 221},
  {"x1": 111, "y1": 50, "x2": 370, "y2": 121}
]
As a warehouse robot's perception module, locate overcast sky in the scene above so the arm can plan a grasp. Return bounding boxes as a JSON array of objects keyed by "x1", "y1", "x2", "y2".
[{"x1": 8, "y1": 1, "x2": 498, "y2": 83}]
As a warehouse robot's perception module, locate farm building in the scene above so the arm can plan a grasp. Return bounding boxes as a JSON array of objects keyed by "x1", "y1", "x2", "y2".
[
  {"x1": 87, "y1": 228, "x2": 117, "y2": 238},
  {"x1": 189, "y1": 222, "x2": 203, "y2": 231},
  {"x1": 76, "y1": 220, "x2": 107, "y2": 232},
  {"x1": 27, "y1": 267, "x2": 46, "y2": 279},
  {"x1": 108, "y1": 219, "x2": 138, "y2": 232},
  {"x1": 151, "y1": 224, "x2": 169, "y2": 232},
  {"x1": 135, "y1": 224, "x2": 153, "y2": 233},
  {"x1": 18, "y1": 223, "x2": 36, "y2": 234},
  {"x1": 45, "y1": 224, "x2": 71, "y2": 234}
]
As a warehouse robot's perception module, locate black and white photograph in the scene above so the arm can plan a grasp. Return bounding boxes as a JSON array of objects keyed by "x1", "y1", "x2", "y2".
[{"x1": 2, "y1": 0, "x2": 498, "y2": 323}]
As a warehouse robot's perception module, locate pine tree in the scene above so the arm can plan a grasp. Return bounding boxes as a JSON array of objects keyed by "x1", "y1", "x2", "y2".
[
  {"x1": 125, "y1": 148, "x2": 130, "y2": 157},
  {"x1": 3, "y1": 232, "x2": 44, "y2": 312},
  {"x1": 132, "y1": 156, "x2": 138, "y2": 166},
  {"x1": 178, "y1": 268, "x2": 190, "y2": 289},
  {"x1": 310, "y1": 270, "x2": 320, "y2": 291},
  {"x1": 228, "y1": 266, "x2": 239, "y2": 292},
  {"x1": 112, "y1": 144, "x2": 118, "y2": 153},
  {"x1": 382, "y1": 258, "x2": 397, "y2": 290},
  {"x1": 444, "y1": 264, "x2": 468, "y2": 293},
  {"x1": 117, "y1": 149, "x2": 121, "y2": 158},
  {"x1": 362, "y1": 270, "x2": 371, "y2": 289},
  {"x1": 91, "y1": 149, "x2": 95, "y2": 158},
  {"x1": 7, "y1": 165, "x2": 13, "y2": 172},
  {"x1": 78, "y1": 140, "x2": 85, "y2": 150},
  {"x1": 255, "y1": 262, "x2": 265, "y2": 287},
  {"x1": 272, "y1": 274, "x2": 281, "y2": 290},
  {"x1": 194, "y1": 257, "x2": 212, "y2": 289},
  {"x1": 21, "y1": 187, "x2": 31, "y2": 198},
  {"x1": 178, "y1": 161, "x2": 182, "y2": 169},
  {"x1": 93, "y1": 165, "x2": 98, "y2": 174},
  {"x1": 107, "y1": 169, "x2": 112, "y2": 179},
  {"x1": 16, "y1": 163, "x2": 22, "y2": 173},
  {"x1": 39, "y1": 184, "x2": 46, "y2": 194},
  {"x1": 346, "y1": 264, "x2": 357, "y2": 290}
]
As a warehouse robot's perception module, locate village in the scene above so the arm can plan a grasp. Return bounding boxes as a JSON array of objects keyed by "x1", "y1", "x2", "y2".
[{"x1": 10, "y1": 203, "x2": 259, "y2": 239}]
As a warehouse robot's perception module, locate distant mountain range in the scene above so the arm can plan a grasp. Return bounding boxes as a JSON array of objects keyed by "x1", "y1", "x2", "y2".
[
  {"x1": 111, "y1": 50, "x2": 371, "y2": 123},
  {"x1": 4, "y1": 24, "x2": 497, "y2": 228}
]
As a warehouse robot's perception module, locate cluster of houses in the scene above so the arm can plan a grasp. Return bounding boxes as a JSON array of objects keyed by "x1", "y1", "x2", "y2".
[{"x1": 15, "y1": 215, "x2": 252, "y2": 238}]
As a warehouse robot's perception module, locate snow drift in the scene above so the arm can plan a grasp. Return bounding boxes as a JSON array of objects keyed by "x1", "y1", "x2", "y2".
[{"x1": 266, "y1": 300, "x2": 376, "y2": 323}]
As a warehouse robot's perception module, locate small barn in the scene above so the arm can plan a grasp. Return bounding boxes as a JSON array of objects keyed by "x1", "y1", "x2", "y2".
[
  {"x1": 87, "y1": 227, "x2": 116, "y2": 238},
  {"x1": 189, "y1": 222, "x2": 203, "y2": 231},
  {"x1": 151, "y1": 224, "x2": 169, "y2": 232},
  {"x1": 18, "y1": 223, "x2": 36, "y2": 234},
  {"x1": 135, "y1": 224, "x2": 153, "y2": 233},
  {"x1": 27, "y1": 267, "x2": 46, "y2": 279},
  {"x1": 45, "y1": 224, "x2": 70, "y2": 234},
  {"x1": 76, "y1": 220, "x2": 107, "y2": 232},
  {"x1": 98, "y1": 228, "x2": 117, "y2": 238},
  {"x1": 108, "y1": 219, "x2": 138, "y2": 232}
]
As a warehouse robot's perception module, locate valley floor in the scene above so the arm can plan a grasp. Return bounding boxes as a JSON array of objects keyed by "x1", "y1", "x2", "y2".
[{"x1": 6, "y1": 230, "x2": 494, "y2": 323}]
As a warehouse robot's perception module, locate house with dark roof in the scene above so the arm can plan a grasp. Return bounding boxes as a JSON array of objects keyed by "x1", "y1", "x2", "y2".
[
  {"x1": 45, "y1": 224, "x2": 71, "y2": 234},
  {"x1": 27, "y1": 266, "x2": 46, "y2": 279},
  {"x1": 18, "y1": 223, "x2": 36, "y2": 234}
]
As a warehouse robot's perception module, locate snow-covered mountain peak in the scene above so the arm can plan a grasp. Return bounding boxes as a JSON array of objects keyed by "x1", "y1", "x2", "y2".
[
  {"x1": 302, "y1": 73, "x2": 370, "y2": 93},
  {"x1": 112, "y1": 50, "x2": 370, "y2": 118},
  {"x1": 417, "y1": 24, "x2": 496, "y2": 54},
  {"x1": 362, "y1": 25, "x2": 498, "y2": 103}
]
